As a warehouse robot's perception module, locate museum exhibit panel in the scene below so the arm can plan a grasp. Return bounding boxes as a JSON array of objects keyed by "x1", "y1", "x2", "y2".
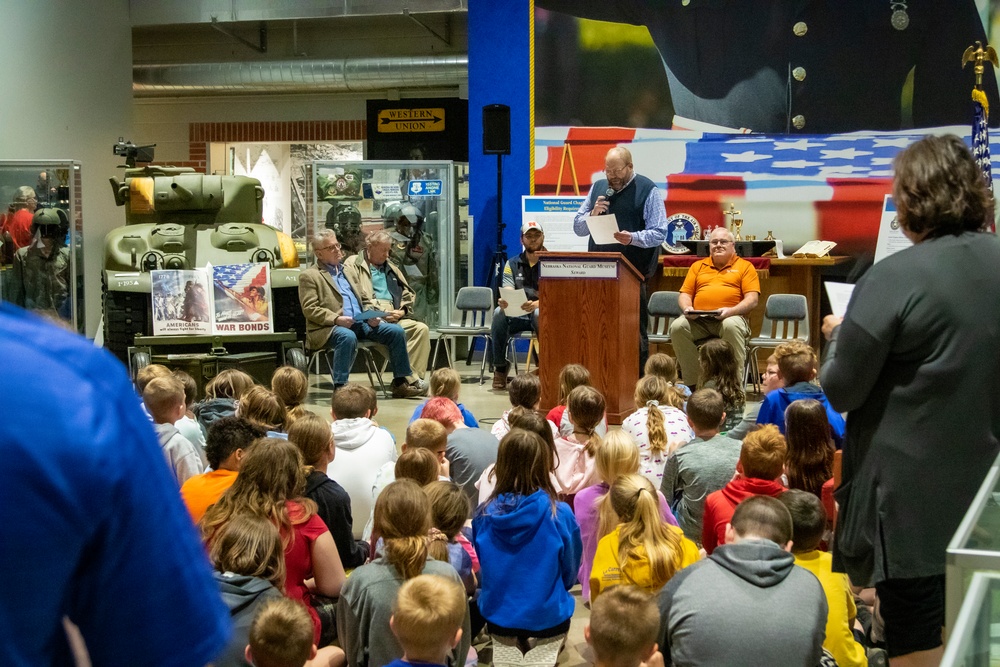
[{"x1": 0, "y1": 161, "x2": 83, "y2": 334}]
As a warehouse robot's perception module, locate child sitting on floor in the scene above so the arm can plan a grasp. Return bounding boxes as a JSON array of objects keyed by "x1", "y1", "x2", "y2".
[
  {"x1": 384, "y1": 575, "x2": 468, "y2": 667},
  {"x1": 425, "y1": 480, "x2": 477, "y2": 595},
  {"x1": 409, "y1": 367, "x2": 479, "y2": 428},
  {"x1": 780, "y1": 490, "x2": 867, "y2": 667},
  {"x1": 246, "y1": 597, "x2": 345, "y2": 667},
  {"x1": 622, "y1": 375, "x2": 693, "y2": 487},
  {"x1": 701, "y1": 424, "x2": 787, "y2": 554},
  {"x1": 545, "y1": 364, "x2": 607, "y2": 439},
  {"x1": 698, "y1": 339, "x2": 746, "y2": 434},
  {"x1": 591, "y1": 474, "x2": 699, "y2": 600},
  {"x1": 491, "y1": 373, "x2": 541, "y2": 440},
  {"x1": 143, "y1": 375, "x2": 203, "y2": 486},
  {"x1": 553, "y1": 386, "x2": 606, "y2": 500},
  {"x1": 644, "y1": 353, "x2": 692, "y2": 401},
  {"x1": 586, "y1": 586, "x2": 662, "y2": 667},
  {"x1": 756, "y1": 340, "x2": 846, "y2": 447},
  {"x1": 272, "y1": 366, "x2": 310, "y2": 427}
]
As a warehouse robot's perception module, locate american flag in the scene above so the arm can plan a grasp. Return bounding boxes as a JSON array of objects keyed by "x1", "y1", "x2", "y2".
[
  {"x1": 973, "y1": 99, "x2": 993, "y2": 190},
  {"x1": 213, "y1": 263, "x2": 269, "y2": 292},
  {"x1": 534, "y1": 126, "x2": 999, "y2": 253}
]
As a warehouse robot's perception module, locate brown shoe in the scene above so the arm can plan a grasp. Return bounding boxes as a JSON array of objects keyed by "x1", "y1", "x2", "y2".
[
  {"x1": 391, "y1": 381, "x2": 424, "y2": 399},
  {"x1": 492, "y1": 370, "x2": 508, "y2": 391}
]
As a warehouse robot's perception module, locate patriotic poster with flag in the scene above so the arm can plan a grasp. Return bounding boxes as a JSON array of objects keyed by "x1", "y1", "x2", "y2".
[
  {"x1": 211, "y1": 263, "x2": 273, "y2": 335},
  {"x1": 534, "y1": 125, "x2": 999, "y2": 255},
  {"x1": 151, "y1": 269, "x2": 212, "y2": 336}
]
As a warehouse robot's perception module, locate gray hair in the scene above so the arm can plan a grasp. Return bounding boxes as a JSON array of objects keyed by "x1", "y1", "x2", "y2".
[
  {"x1": 709, "y1": 227, "x2": 735, "y2": 243},
  {"x1": 310, "y1": 228, "x2": 337, "y2": 249},
  {"x1": 13, "y1": 186, "x2": 35, "y2": 204},
  {"x1": 365, "y1": 230, "x2": 393, "y2": 248}
]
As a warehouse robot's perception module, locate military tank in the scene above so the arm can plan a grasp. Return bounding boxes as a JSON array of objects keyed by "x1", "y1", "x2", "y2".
[{"x1": 102, "y1": 164, "x2": 306, "y2": 372}]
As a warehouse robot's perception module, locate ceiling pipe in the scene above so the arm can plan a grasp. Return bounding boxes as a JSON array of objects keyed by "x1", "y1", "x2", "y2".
[{"x1": 133, "y1": 54, "x2": 468, "y2": 96}]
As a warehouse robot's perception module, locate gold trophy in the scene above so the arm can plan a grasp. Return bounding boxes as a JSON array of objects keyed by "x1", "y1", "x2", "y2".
[{"x1": 724, "y1": 203, "x2": 744, "y2": 241}]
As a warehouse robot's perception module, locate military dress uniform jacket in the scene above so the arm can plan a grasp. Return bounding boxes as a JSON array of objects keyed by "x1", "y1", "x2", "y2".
[
  {"x1": 536, "y1": 0, "x2": 996, "y2": 133},
  {"x1": 343, "y1": 252, "x2": 416, "y2": 316},
  {"x1": 298, "y1": 265, "x2": 367, "y2": 353}
]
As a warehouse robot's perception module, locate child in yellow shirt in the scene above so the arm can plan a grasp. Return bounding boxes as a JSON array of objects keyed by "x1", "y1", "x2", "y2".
[
  {"x1": 591, "y1": 474, "x2": 700, "y2": 600},
  {"x1": 780, "y1": 489, "x2": 866, "y2": 667}
]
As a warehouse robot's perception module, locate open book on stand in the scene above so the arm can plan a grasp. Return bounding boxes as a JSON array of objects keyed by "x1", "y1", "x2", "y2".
[{"x1": 793, "y1": 240, "x2": 837, "y2": 258}]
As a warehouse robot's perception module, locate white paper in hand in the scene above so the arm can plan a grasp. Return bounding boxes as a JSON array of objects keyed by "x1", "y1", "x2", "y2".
[
  {"x1": 586, "y1": 213, "x2": 620, "y2": 245},
  {"x1": 499, "y1": 287, "x2": 529, "y2": 317},
  {"x1": 824, "y1": 282, "x2": 855, "y2": 318}
]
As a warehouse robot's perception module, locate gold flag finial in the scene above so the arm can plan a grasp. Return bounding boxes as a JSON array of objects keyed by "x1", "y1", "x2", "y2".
[{"x1": 963, "y1": 41, "x2": 998, "y2": 118}]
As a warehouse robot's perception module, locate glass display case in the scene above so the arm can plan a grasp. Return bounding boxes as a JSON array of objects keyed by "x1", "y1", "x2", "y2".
[
  {"x1": 0, "y1": 160, "x2": 83, "y2": 333},
  {"x1": 941, "y1": 571, "x2": 1000, "y2": 666},
  {"x1": 947, "y1": 451, "x2": 1000, "y2": 632},
  {"x1": 309, "y1": 160, "x2": 473, "y2": 331}
]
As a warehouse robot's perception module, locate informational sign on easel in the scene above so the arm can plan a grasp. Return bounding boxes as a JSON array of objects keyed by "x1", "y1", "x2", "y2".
[
  {"x1": 874, "y1": 195, "x2": 913, "y2": 264},
  {"x1": 521, "y1": 196, "x2": 588, "y2": 252}
]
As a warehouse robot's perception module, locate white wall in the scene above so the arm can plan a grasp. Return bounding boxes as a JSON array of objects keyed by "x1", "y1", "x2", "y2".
[{"x1": 0, "y1": 0, "x2": 133, "y2": 337}]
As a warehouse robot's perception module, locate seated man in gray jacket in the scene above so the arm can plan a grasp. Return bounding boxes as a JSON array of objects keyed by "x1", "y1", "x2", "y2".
[{"x1": 658, "y1": 495, "x2": 828, "y2": 667}]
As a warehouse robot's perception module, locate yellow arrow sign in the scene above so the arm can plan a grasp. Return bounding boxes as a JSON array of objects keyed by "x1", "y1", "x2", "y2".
[{"x1": 377, "y1": 108, "x2": 446, "y2": 133}]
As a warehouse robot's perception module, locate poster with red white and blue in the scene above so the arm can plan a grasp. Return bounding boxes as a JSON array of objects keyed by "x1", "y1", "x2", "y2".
[{"x1": 211, "y1": 263, "x2": 273, "y2": 335}]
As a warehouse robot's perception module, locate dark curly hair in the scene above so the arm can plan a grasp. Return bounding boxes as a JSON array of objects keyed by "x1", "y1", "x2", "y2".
[{"x1": 893, "y1": 134, "x2": 994, "y2": 239}]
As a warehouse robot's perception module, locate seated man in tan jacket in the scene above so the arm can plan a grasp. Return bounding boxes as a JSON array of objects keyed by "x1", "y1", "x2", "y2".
[{"x1": 344, "y1": 230, "x2": 430, "y2": 382}]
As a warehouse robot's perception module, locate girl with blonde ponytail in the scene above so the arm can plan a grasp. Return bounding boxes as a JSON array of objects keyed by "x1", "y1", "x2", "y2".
[
  {"x1": 622, "y1": 375, "x2": 693, "y2": 487},
  {"x1": 590, "y1": 474, "x2": 700, "y2": 600},
  {"x1": 553, "y1": 385, "x2": 606, "y2": 499},
  {"x1": 574, "y1": 431, "x2": 680, "y2": 603},
  {"x1": 337, "y1": 479, "x2": 471, "y2": 667}
]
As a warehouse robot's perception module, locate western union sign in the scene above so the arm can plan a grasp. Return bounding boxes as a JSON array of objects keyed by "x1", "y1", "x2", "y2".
[{"x1": 377, "y1": 108, "x2": 446, "y2": 133}]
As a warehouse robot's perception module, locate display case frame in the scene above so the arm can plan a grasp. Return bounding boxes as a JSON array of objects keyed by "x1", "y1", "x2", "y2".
[
  {"x1": 0, "y1": 160, "x2": 83, "y2": 333},
  {"x1": 307, "y1": 159, "x2": 472, "y2": 332},
  {"x1": 946, "y1": 450, "x2": 1000, "y2": 632}
]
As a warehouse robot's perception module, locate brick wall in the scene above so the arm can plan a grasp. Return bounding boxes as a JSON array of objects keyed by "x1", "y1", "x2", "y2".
[{"x1": 177, "y1": 120, "x2": 368, "y2": 171}]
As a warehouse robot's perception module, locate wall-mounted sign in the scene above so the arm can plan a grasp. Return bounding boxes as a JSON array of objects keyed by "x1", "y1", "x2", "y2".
[
  {"x1": 407, "y1": 180, "x2": 443, "y2": 197},
  {"x1": 377, "y1": 108, "x2": 446, "y2": 133}
]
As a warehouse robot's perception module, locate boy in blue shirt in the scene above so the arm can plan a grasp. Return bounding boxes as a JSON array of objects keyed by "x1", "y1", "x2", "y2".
[
  {"x1": 756, "y1": 340, "x2": 846, "y2": 448},
  {"x1": 384, "y1": 575, "x2": 467, "y2": 667}
]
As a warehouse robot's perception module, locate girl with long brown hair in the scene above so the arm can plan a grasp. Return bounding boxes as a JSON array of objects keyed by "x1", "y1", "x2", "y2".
[
  {"x1": 590, "y1": 474, "x2": 699, "y2": 600},
  {"x1": 553, "y1": 385, "x2": 606, "y2": 497},
  {"x1": 337, "y1": 479, "x2": 471, "y2": 667},
  {"x1": 473, "y1": 429, "x2": 582, "y2": 667},
  {"x1": 784, "y1": 399, "x2": 835, "y2": 498},
  {"x1": 201, "y1": 437, "x2": 345, "y2": 646},
  {"x1": 698, "y1": 338, "x2": 746, "y2": 433}
]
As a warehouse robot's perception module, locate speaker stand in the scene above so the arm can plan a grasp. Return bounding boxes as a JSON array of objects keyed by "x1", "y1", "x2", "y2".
[{"x1": 489, "y1": 153, "x2": 507, "y2": 294}]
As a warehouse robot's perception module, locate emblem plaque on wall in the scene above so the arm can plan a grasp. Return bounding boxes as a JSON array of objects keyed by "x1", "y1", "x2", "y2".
[{"x1": 662, "y1": 213, "x2": 702, "y2": 254}]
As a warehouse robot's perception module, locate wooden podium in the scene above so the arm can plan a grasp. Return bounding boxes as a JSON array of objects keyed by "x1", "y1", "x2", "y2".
[{"x1": 537, "y1": 252, "x2": 642, "y2": 425}]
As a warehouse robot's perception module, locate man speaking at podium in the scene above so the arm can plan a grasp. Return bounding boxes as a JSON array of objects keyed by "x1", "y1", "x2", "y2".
[{"x1": 574, "y1": 146, "x2": 668, "y2": 368}]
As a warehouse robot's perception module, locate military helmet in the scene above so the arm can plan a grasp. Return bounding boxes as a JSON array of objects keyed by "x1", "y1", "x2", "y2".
[
  {"x1": 397, "y1": 203, "x2": 421, "y2": 224},
  {"x1": 326, "y1": 204, "x2": 362, "y2": 236},
  {"x1": 382, "y1": 201, "x2": 403, "y2": 223},
  {"x1": 30, "y1": 207, "x2": 69, "y2": 242}
]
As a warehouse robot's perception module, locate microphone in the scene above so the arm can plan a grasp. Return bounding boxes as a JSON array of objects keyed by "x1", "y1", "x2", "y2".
[{"x1": 598, "y1": 187, "x2": 614, "y2": 214}]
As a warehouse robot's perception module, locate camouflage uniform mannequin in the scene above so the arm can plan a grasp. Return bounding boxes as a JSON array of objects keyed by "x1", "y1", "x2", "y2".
[
  {"x1": 386, "y1": 203, "x2": 439, "y2": 325},
  {"x1": 9, "y1": 208, "x2": 71, "y2": 321}
]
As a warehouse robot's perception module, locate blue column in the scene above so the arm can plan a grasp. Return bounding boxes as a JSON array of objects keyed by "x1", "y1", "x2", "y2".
[{"x1": 468, "y1": 1, "x2": 533, "y2": 286}]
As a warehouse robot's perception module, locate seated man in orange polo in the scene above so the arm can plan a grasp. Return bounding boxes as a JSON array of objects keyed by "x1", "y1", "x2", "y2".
[{"x1": 669, "y1": 227, "x2": 760, "y2": 387}]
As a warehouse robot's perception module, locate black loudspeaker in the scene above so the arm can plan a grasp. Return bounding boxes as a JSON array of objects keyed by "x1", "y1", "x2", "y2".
[{"x1": 483, "y1": 104, "x2": 511, "y2": 155}]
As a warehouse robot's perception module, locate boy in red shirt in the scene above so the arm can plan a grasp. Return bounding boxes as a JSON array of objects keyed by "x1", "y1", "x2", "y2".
[{"x1": 701, "y1": 423, "x2": 786, "y2": 554}]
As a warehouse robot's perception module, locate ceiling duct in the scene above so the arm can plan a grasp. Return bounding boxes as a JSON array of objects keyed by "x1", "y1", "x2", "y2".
[
  {"x1": 133, "y1": 55, "x2": 467, "y2": 96},
  {"x1": 130, "y1": 0, "x2": 468, "y2": 26}
]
